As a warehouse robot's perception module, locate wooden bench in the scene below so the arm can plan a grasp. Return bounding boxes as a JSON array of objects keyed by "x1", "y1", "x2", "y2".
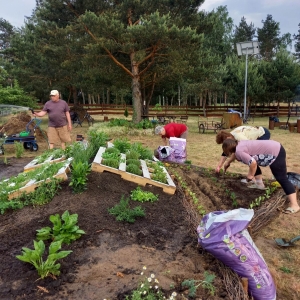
[
  {"x1": 177, "y1": 116, "x2": 188, "y2": 124},
  {"x1": 198, "y1": 116, "x2": 224, "y2": 134}
]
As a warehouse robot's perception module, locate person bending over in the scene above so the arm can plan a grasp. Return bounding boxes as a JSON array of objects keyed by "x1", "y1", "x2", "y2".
[
  {"x1": 215, "y1": 126, "x2": 271, "y2": 187},
  {"x1": 155, "y1": 123, "x2": 188, "y2": 146},
  {"x1": 222, "y1": 138, "x2": 299, "y2": 214}
]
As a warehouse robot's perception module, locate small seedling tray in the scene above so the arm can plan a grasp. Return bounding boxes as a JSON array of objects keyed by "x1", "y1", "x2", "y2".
[
  {"x1": 8, "y1": 158, "x2": 72, "y2": 200},
  {"x1": 24, "y1": 155, "x2": 66, "y2": 172},
  {"x1": 92, "y1": 147, "x2": 176, "y2": 194}
]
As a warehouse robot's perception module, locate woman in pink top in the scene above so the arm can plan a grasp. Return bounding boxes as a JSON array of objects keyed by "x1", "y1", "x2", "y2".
[{"x1": 222, "y1": 139, "x2": 299, "y2": 214}]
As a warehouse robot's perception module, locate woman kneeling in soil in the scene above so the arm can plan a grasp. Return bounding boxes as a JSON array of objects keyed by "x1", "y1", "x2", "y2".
[{"x1": 222, "y1": 139, "x2": 299, "y2": 214}]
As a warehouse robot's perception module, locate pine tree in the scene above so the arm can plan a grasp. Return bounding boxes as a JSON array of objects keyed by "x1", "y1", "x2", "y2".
[{"x1": 232, "y1": 16, "x2": 256, "y2": 45}]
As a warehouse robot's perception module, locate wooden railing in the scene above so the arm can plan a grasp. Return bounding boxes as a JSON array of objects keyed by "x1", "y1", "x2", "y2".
[{"x1": 37, "y1": 103, "x2": 300, "y2": 118}]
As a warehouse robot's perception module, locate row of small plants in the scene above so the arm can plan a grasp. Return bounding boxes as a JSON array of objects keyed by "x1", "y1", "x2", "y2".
[
  {"x1": 100, "y1": 137, "x2": 169, "y2": 184},
  {"x1": 249, "y1": 186, "x2": 277, "y2": 208},
  {"x1": 0, "y1": 160, "x2": 68, "y2": 200},
  {"x1": 0, "y1": 179, "x2": 61, "y2": 214},
  {"x1": 171, "y1": 169, "x2": 206, "y2": 215},
  {"x1": 33, "y1": 148, "x2": 65, "y2": 165},
  {"x1": 108, "y1": 186, "x2": 159, "y2": 223},
  {"x1": 146, "y1": 160, "x2": 168, "y2": 184},
  {"x1": 108, "y1": 118, "x2": 155, "y2": 129},
  {"x1": 16, "y1": 211, "x2": 85, "y2": 279}
]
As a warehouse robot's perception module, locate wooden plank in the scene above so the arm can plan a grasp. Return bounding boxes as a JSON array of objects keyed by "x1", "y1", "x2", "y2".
[
  {"x1": 140, "y1": 160, "x2": 151, "y2": 179},
  {"x1": 119, "y1": 154, "x2": 126, "y2": 171},
  {"x1": 24, "y1": 156, "x2": 66, "y2": 172},
  {"x1": 93, "y1": 147, "x2": 106, "y2": 164}
]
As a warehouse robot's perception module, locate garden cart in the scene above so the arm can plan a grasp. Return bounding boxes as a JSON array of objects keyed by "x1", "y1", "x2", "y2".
[{"x1": 0, "y1": 118, "x2": 42, "y2": 155}]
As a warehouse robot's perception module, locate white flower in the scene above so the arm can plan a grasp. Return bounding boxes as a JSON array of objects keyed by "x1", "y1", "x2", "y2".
[
  {"x1": 141, "y1": 272, "x2": 144, "y2": 275},
  {"x1": 172, "y1": 292, "x2": 177, "y2": 296},
  {"x1": 143, "y1": 291, "x2": 147, "y2": 295},
  {"x1": 150, "y1": 286, "x2": 152, "y2": 289},
  {"x1": 148, "y1": 277, "x2": 152, "y2": 282},
  {"x1": 143, "y1": 266, "x2": 147, "y2": 270},
  {"x1": 155, "y1": 285, "x2": 159, "y2": 289},
  {"x1": 155, "y1": 279, "x2": 159, "y2": 283},
  {"x1": 140, "y1": 284, "x2": 144, "y2": 288},
  {"x1": 151, "y1": 273, "x2": 155, "y2": 278}
]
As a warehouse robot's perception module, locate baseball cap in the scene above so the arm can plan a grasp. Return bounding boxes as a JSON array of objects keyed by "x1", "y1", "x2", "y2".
[
  {"x1": 155, "y1": 126, "x2": 163, "y2": 135},
  {"x1": 50, "y1": 90, "x2": 59, "y2": 96}
]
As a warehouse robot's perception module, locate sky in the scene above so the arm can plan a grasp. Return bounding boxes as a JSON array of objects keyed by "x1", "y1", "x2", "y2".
[{"x1": 1, "y1": 0, "x2": 300, "y2": 37}]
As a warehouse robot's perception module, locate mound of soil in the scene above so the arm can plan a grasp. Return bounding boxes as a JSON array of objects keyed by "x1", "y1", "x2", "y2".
[
  {"x1": 0, "y1": 112, "x2": 46, "y2": 141},
  {"x1": 0, "y1": 161, "x2": 284, "y2": 299}
]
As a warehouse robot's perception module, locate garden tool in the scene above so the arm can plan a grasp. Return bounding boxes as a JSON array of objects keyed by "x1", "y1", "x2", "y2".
[{"x1": 275, "y1": 235, "x2": 300, "y2": 247}]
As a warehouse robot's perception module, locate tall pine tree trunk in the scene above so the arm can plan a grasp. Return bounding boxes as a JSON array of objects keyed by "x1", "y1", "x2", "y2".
[{"x1": 130, "y1": 53, "x2": 142, "y2": 123}]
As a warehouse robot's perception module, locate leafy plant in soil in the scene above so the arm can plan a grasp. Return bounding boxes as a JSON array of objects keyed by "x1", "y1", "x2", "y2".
[
  {"x1": 125, "y1": 150, "x2": 140, "y2": 160},
  {"x1": 182, "y1": 271, "x2": 216, "y2": 297},
  {"x1": 69, "y1": 161, "x2": 90, "y2": 193},
  {"x1": 108, "y1": 195, "x2": 145, "y2": 223},
  {"x1": 87, "y1": 130, "x2": 109, "y2": 157},
  {"x1": 36, "y1": 210, "x2": 85, "y2": 245},
  {"x1": 14, "y1": 141, "x2": 24, "y2": 158},
  {"x1": 113, "y1": 137, "x2": 131, "y2": 153},
  {"x1": 16, "y1": 239, "x2": 72, "y2": 279},
  {"x1": 126, "y1": 163, "x2": 142, "y2": 176},
  {"x1": 126, "y1": 159, "x2": 141, "y2": 167},
  {"x1": 130, "y1": 142, "x2": 153, "y2": 160},
  {"x1": 102, "y1": 158, "x2": 120, "y2": 169},
  {"x1": 130, "y1": 186, "x2": 158, "y2": 203}
]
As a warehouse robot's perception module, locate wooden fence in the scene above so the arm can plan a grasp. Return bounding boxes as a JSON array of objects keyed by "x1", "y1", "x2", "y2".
[{"x1": 65, "y1": 103, "x2": 300, "y2": 118}]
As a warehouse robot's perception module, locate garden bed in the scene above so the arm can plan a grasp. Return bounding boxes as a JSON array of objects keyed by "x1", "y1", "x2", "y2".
[
  {"x1": 1, "y1": 158, "x2": 72, "y2": 200},
  {"x1": 23, "y1": 149, "x2": 66, "y2": 172},
  {"x1": 91, "y1": 146, "x2": 176, "y2": 194}
]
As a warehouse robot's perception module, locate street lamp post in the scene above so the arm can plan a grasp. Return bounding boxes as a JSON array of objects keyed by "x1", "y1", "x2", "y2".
[{"x1": 236, "y1": 41, "x2": 260, "y2": 120}]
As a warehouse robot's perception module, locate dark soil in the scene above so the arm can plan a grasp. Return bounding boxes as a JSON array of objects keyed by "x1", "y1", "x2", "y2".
[{"x1": 0, "y1": 160, "x2": 280, "y2": 300}]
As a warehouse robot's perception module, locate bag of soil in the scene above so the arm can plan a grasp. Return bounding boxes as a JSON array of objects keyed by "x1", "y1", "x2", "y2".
[
  {"x1": 156, "y1": 138, "x2": 186, "y2": 164},
  {"x1": 197, "y1": 208, "x2": 276, "y2": 300}
]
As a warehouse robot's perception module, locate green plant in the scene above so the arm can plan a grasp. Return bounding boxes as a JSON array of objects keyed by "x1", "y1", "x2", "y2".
[
  {"x1": 69, "y1": 161, "x2": 90, "y2": 193},
  {"x1": 124, "y1": 108, "x2": 129, "y2": 118},
  {"x1": 108, "y1": 196, "x2": 145, "y2": 223},
  {"x1": 87, "y1": 130, "x2": 109, "y2": 157},
  {"x1": 16, "y1": 240, "x2": 72, "y2": 279},
  {"x1": 36, "y1": 210, "x2": 85, "y2": 245},
  {"x1": 113, "y1": 137, "x2": 131, "y2": 153},
  {"x1": 126, "y1": 163, "x2": 143, "y2": 176},
  {"x1": 131, "y1": 142, "x2": 153, "y2": 160},
  {"x1": 126, "y1": 159, "x2": 141, "y2": 167},
  {"x1": 130, "y1": 186, "x2": 158, "y2": 203},
  {"x1": 280, "y1": 266, "x2": 292, "y2": 274},
  {"x1": 125, "y1": 266, "x2": 177, "y2": 300},
  {"x1": 153, "y1": 103, "x2": 163, "y2": 112},
  {"x1": 230, "y1": 192, "x2": 238, "y2": 207},
  {"x1": 14, "y1": 141, "x2": 24, "y2": 158},
  {"x1": 102, "y1": 158, "x2": 120, "y2": 169},
  {"x1": 182, "y1": 272, "x2": 216, "y2": 297},
  {"x1": 126, "y1": 150, "x2": 140, "y2": 160}
]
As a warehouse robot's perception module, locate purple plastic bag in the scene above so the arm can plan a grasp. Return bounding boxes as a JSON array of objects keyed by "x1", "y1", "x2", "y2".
[
  {"x1": 197, "y1": 209, "x2": 276, "y2": 300},
  {"x1": 157, "y1": 138, "x2": 186, "y2": 164}
]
